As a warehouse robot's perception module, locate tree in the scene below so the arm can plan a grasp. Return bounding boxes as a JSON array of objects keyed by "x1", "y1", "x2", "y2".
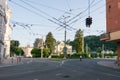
[
  {"x1": 43, "y1": 47, "x2": 50, "y2": 58},
  {"x1": 84, "y1": 35, "x2": 117, "y2": 52},
  {"x1": 45, "y1": 32, "x2": 56, "y2": 54},
  {"x1": 10, "y1": 40, "x2": 23, "y2": 56},
  {"x1": 74, "y1": 29, "x2": 83, "y2": 53},
  {"x1": 96, "y1": 47, "x2": 102, "y2": 53},
  {"x1": 15, "y1": 48, "x2": 24, "y2": 56},
  {"x1": 66, "y1": 40, "x2": 75, "y2": 51},
  {"x1": 31, "y1": 48, "x2": 41, "y2": 58}
]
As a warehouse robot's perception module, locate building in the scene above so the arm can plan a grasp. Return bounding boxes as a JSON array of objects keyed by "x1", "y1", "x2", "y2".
[
  {"x1": 100, "y1": 0, "x2": 120, "y2": 65},
  {"x1": 0, "y1": 0, "x2": 9, "y2": 60},
  {"x1": 34, "y1": 38, "x2": 43, "y2": 48},
  {"x1": 4, "y1": 5, "x2": 12, "y2": 59},
  {"x1": 22, "y1": 45, "x2": 33, "y2": 58},
  {"x1": 54, "y1": 41, "x2": 72, "y2": 55}
]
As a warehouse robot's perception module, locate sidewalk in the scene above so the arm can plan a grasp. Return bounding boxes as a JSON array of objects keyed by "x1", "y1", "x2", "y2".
[
  {"x1": 0, "y1": 57, "x2": 23, "y2": 68},
  {"x1": 0, "y1": 58, "x2": 48, "y2": 68},
  {"x1": 97, "y1": 61, "x2": 120, "y2": 69}
]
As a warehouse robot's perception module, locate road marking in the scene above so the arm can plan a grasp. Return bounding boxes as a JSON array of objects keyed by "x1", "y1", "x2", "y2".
[
  {"x1": 33, "y1": 79, "x2": 39, "y2": 80},
  {"x1": 62, "y1": 61, "x2": 64, "y2": 64},
  {"x1": 56, "y1": 73, "x2": 62, "y2": 76},
  {"x1": 102, "y1": 72, "x2": 120, "y2": 78},
  {"x1": 115, "y1": 71, "x2": 120, "y2": 73},
  {"x1": 60, "y1": 61, "x2": 64, "y2": 66}
]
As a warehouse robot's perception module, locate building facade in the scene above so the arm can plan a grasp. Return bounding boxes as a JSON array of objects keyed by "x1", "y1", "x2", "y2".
[
  {"x1": 101, "y1": 0, "x2": 120, "y2": 65},
  {"x1": 4, "y1": 1, "x2": 12, "y2": 58},
  {"x1": 0, "y1": 0, "x2": 7, "y2": 60},
  {"x1": 22, "y1": 45, "x2": 33, "y2": 58},
  {"x1": 54, "y1": 41, "x2": 72, "y2": 55}
]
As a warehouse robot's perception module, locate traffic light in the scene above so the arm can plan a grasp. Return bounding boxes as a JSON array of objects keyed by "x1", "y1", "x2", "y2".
[{"x1": 86, "y1": 17, "x2": 92, "y2": 27}]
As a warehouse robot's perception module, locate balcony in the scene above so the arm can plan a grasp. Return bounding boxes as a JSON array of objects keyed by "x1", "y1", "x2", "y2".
[{"x1": 100, "y1": 33, "x2": 110, "y2": 41}]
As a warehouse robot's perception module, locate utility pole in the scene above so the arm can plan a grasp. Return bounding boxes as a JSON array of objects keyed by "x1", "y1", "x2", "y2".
[
  {"x1": 40, "y1": 36, "x2": 43, "y2": 58},
  {"x1": 102, "y1": 44, "x2": 105, "y2": 58},
  {"x1": 63, "y1": 16, "x2": 70, "y2": 59},
  {"x1": 85, "y1": 43, "x2": 88, "y2": 54},
  {"x1": 64, "y1": 25, "x2": 67, "y2": 59},
  {"x1": 82, "y1": 30, "x2": 84, "y2": 53}
]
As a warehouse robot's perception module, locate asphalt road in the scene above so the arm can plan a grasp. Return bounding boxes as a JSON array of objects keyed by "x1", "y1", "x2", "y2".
[{"x1": 0, "y1": 59, "x2": 120, "y2": 80}]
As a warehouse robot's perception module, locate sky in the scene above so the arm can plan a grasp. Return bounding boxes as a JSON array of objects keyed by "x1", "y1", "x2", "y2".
[{"x1": 8, "y1": 0, "x2": 106, "y2": 47}]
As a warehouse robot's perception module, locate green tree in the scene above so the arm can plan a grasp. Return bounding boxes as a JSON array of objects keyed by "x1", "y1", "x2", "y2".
[
  {"x1": 84, "y1": 35, "x2": 117, "y2": 52},
  {"x1": 43, "y1": 47, "x2": 50, "y2": 57},
  {"x1": 45, "y1": 32, "x2": 56, "y2": 54},
  {"x1": 96, "y1": 47, "x2": 102, "y2": 53},
  {"x1": 31, "y1": 48, "x2": 41, "y2": 58},
  {"x1": 74, "y1": 29, "x2": 83, "y2": 53},
  {"x1": 66, "y1": 39, "x2": 75, "y2": 51},
  {"x1": 15, "y1": 48, "x2": 24, "y2": 56},
  {"x1": 10, "y1": 40, "x2": 23, "y2": 56}
]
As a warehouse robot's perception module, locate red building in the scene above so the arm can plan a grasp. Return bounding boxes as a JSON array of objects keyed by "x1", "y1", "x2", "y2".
[{"x1": 101, "y1": 0, "x2": 120, "y2": 65}]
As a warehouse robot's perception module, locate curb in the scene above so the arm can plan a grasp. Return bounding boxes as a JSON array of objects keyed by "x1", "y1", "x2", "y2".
[{"x1": 97, "y1": 61, "x2": 120, "y2": 69}]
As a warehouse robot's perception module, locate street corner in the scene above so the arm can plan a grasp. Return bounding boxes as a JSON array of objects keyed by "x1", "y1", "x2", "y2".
[
  {"x1": 97, "y1": 61, "x2": 120, "y2": 69},
  {"x1": 0, "y1": 58, "x2": 24, "y2": 68}
]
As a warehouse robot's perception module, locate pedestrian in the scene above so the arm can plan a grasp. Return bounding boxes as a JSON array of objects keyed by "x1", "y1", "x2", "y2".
[{"x1": 80, "y1": 55, "x2": 82, "y2": 61}]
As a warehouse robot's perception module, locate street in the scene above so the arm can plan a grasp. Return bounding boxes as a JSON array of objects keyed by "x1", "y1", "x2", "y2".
[{"x1": 0, "y1": 59, "x2": 120, "y2": 80}]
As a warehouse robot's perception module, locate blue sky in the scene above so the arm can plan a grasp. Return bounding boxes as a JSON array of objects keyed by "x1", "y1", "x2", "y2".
[{"x1": 8, "y1": 0, "x2": 106, "y2": 47}]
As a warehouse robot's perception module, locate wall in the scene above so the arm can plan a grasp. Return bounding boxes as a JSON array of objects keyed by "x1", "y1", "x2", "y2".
[
  {"x1": 0, "y1": 0, "x2": 7, "y2": 60},
  {"x1": 106, "y1": 0, "x2": 120, "y2": 32}
]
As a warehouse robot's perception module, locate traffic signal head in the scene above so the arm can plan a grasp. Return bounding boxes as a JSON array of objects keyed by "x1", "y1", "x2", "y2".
[{"x1": 86, "y1": 17, "x2": 92, "y2": 27}]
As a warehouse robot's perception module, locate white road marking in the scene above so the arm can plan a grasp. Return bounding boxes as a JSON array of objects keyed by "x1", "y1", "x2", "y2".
[
  {"x1": 56, "y1": 73, "x2": 62, "y2": 76},
  {"x1": 33, "y1": 79, "x2": 39, "y2": 80}
]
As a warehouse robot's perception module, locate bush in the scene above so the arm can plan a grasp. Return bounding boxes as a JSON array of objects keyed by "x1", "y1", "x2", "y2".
[
  {"x1": 51, "y1": 55, "x2": 59, "y2": 58},
  {"x1": 104, "y1": 53, "x2": 117, "y2": 58},
  {"x1": 70, "y1": 53, "x2": 80, "y2": 58},
  {"x1": 99, "y1": 53, "x2": 102, "y2": 58},
  {"x1": 82, "y1": 53, "x2": 89, "y2": 58},
  {"x1": 91, "y1": 53, "x2": 98, "y2": 58},
  {"x1": 59, "y1": 54, "x2": 64, "y2": 58}
]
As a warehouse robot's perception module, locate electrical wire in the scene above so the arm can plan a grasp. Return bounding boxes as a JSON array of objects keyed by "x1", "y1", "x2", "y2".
[
  {"x1": 9, "y1": 0, "x2": 108, "y2": 36},
  {"x1": 66, "y1": 0, "x2": 96, "y2": 23},
  {"x1": 26, "y1": 0, "x2": 71, "y2": 14},
  {"x1": 20, "y1": 0, "x2": 53, "y2": 18},
  {"x1": 19, "y1": 0, "x2": 76, "y2": 31},
  {"x1": 9, "y1": 0, "x2": 48, "y2": 19},
  {"x1": 65, "y1": 0, "x2": 72, "y2": 11}
]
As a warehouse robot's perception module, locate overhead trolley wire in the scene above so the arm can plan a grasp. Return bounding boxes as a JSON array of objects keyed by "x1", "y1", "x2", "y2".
[
  {"x1": 9, "y1": 0, "x2": 48, "y2": 20},
  {"x1": 19, "y1": 0, "x2": 76, "y2": 31},
  {"x1": 26, "y1": 0, "x2": 71, "y2": 14},
  {"x1": 20, "y1": 0, "x2": 53, "y2": 18},
  {"x1": 66, "y1": 0, "x2": 96, "y2": 24}
]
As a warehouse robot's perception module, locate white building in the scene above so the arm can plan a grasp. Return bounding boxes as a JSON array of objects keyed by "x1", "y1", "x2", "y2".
[
  {"x1": 0, "y1": 0, "x2": 8, "y2": 60},
  {"x1": 0, "y1": 0, "x2": 11, "y2": 60},
  {"x1": 54, "y1": 41, "x2": 72, "y2": 55},
  {"x1": 22, "y1": 45, "x2": 33, "y2": 58},
  {"x1": 4, "y1": 6, "x2": 12, "y2": 58}
]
